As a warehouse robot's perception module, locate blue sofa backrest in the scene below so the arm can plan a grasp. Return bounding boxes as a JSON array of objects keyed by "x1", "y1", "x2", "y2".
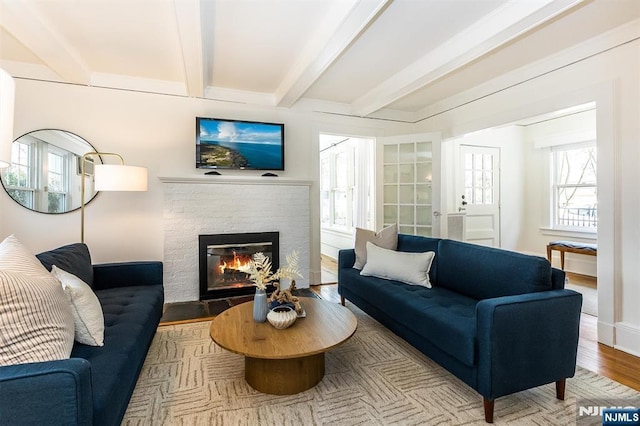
[
  {"x1": 436, "y1": 239, "x2": 552, "y2": 300},
  {"x1": 397, "y1": 234, "x2": 440, "y2": 285}
]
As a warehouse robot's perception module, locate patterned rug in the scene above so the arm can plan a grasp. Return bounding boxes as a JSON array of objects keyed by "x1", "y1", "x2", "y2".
[{"x1": 123, "y1": 304, "x2": 639, "y2": 425}]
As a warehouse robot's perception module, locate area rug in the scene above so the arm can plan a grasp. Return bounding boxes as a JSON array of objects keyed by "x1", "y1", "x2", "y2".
[{"x1": 123, "y1": 305, "x2": 639, "y2": 425}]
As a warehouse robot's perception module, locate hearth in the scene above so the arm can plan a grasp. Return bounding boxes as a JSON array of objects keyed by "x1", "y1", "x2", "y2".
[{"x1": 199, "y1": 232, "x2": 279, "y2": 300}]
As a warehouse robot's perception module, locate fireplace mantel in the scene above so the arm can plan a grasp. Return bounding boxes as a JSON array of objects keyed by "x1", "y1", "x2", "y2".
[{"x1": 159, "y1": 176, "x2": 312, "y2": 186}]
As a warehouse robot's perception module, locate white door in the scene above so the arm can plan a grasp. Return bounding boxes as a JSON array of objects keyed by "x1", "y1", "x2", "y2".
[
  {"x1": 456, "y1": 145, "x2": 500, "y2": 246},
  {"x1": 378, "y1": 133, "x2": 442, "y2": 237}
]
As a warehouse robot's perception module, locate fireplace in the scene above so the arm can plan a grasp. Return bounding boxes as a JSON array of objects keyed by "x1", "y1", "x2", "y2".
[{"x1": 199, "y1": 232, "x2": 279, "y2": 300}]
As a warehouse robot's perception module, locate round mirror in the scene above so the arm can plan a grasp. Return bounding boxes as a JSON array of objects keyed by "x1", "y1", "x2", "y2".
[{"x1": 0, "y1": 129, "x2": 101, "y2": 214}]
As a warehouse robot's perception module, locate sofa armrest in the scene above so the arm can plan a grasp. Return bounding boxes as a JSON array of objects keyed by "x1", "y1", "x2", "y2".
[
  {"x1": 476, "y1": 289, "x2": 582, "y2": 400},
  {"x1": 93, "y1": 261, "x2": 163, "y2": 290},
  {"x1": 338, "y1": 249, "x2": 356, "y2": 288},
  {"x1": 0, "y1": 358, "x2": 93, "y2": 425},
  {"x1": 338, "y1": 249, "x2": 355, "y2": 270}
]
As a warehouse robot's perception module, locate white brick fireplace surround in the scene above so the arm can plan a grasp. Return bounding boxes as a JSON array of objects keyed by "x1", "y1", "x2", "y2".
[{"x1": 160, "y1": 176, "x2": 311, "y2": 303}]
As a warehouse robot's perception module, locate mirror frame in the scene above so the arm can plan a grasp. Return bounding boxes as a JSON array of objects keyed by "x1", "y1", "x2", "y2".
[{"x1": 0, "y1": 129, "x2": 102, "y2": 214}]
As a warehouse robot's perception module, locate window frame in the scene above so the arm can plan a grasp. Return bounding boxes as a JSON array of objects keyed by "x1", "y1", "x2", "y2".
[{"x1": 550, "y1": 141, "x2": 597, "y2": 233}]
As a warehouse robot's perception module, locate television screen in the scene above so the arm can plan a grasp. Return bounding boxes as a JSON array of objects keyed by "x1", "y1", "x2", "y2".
[{"x1": 196, "y1": 117, "x2": 285, "y2": 170}]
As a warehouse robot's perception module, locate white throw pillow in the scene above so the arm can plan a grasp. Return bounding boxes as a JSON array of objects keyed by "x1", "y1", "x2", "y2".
[
  {"x1": 0, "y1": 270, "x2": 75, "y2": 366},
  {"x1": 0, "y1": 234, "x2": 50, "y2": 278},
  {"x1": 52, "y1": 265, "x2": 105, "y2": 347},
  {"x1": 353, "y1": 224, "x2": 398, "y2": 270},
  {"x1": 360, "y1": 241, "x2": 435, "y2": 288}
]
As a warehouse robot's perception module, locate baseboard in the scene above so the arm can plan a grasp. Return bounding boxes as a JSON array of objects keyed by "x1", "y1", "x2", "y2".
[
  {"x1": 598, "y1": 319, "x2": 615, "y2": 347},
  {"x1": 614, "y1": 322, "x2": 640, "y2": 358}
]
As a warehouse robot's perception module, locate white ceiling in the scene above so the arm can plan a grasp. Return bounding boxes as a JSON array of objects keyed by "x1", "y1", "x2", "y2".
[{"x1": 1, "y1": 0, "x2": 638, "y2": 122}]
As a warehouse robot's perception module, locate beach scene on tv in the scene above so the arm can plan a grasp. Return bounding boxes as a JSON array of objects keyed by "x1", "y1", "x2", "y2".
[{"x1": 197, "y1": 119, "x2": 284, "y2": 170}]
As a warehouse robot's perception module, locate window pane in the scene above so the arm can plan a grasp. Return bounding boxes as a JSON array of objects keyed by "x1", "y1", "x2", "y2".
[
  {"x1": 399, "y1": 206, "x2": 414, "y2": 224},
  {"x1": 48, "y1": 192, "x2": 65, "y2": 213},
  {"x1": 399, "y1": 164, "x2": 414, "y2": 183},
  {"x1": 556, "y1": 146, "x2": 597, "y2": 185},
  {"x1": 399, "y1": 143, "x2": 414, "y2": 163},
  {"x1": 416, "y1": 162, "x2": 432, "y2": 183},
  {"x1": 384, "y1": 205, "x2": 397, "y2": 223},
  {"x1": 383, "y1": 144, "x2": 397, "y2": 163},
  {"x1": 333, "y1": 190, "x2": 348, "y2": 226},
  {"x1": 335, "y1": 153, "x2": 348, "y2": 189},
  {"x1": 384, "y1": 165, "x2": 397, "y2": 183},
  {"x1": 320, "y1": 158, "x2": 330, "y2": 190},
  {"x1": 416, "y1": 184, "x2": 431, "y2": 204},
  {"x1": 7, "y1": 189, "x2": 33, "y2": 208},
  {"x1": 383, "y1": 185, "x2": 397, "y2": 203},
  {"x1": 399, "y1": 185, "x2": 413, "y2": 204},
  {"x1": 320, "y1": 191, "x2": 330, "y2": 224},
  {"x1": 556, "y1": 186, "x2": 597, "y2": 228},
  {"x1": 416, "y1": 142, "x2": 432, "y2": 161}
]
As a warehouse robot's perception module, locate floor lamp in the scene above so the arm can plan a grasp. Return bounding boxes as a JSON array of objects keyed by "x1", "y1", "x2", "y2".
[{"x1": 81, "y1": 152, "x2": 148, "y2": 243}]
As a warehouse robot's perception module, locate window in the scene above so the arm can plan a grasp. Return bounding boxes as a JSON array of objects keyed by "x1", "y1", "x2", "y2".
[
  {"x1": 464, "y1": 152, "x2": 494, "y2": 205},
  {"x1": 3, "y1": 141, "x2": 35, "y2": 208},
  {"x1": 551, "y1": 143, "x2": 597, "y2": 230},
  {"x1": 320, "y1": 137, "x2": 373, "y2": 233},
  {"x1": 46, "y1": 151, "x2": 67, "y2": 213}
]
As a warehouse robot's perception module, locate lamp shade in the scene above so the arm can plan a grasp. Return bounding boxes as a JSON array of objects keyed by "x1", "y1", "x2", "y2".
[
  {"x1": 94, "y1": 164, "x2": 148, "y2": 191},
  {"x1": 0, "y1": 68, "x2": 15, "y2": 169}
]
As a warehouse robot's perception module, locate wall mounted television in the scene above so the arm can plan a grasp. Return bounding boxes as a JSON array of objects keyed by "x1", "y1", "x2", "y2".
[{"x1": 196, "y1": 117, "x2": 285, "y2": 170}]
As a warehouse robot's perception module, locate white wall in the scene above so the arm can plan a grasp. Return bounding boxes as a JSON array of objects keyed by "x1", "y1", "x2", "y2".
[
  {"x1": 0, "y1": 79, "x2": 411, "y2": 284},
  {"x1": 414, "y1": 33, "x2": 640, "y2": 355}
]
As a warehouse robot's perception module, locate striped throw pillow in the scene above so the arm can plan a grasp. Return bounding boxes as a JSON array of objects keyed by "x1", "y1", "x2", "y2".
[
  {"x1": 0, "y1": 235, "x2": 51, "y2": 278},
  {"x1": 0, "y1": 270, "x2": 75, "y2": 366}
]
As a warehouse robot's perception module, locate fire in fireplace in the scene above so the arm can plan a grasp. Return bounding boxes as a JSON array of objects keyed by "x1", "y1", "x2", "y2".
[{"x1": 198, "y1": 232, "x2": 279, "y2": 300}]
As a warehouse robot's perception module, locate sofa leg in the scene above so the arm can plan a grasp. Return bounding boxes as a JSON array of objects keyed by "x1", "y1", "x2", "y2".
[
  {"x1": 483, "y1": 398, "x2": 494, "y2": 423},
  {"x1": 340, "y1": 295, "x2": 345, "y2": 306},
  {"x1": 556, "y1": 379, "x2": 566, "y2": 400}
]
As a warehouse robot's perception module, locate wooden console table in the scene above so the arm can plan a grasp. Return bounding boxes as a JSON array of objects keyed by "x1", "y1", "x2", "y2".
[{"x1": 546, "y1": 240, "x2": 597, "y2": 270}]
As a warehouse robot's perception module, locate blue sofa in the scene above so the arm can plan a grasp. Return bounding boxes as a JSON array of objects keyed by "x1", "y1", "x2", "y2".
[
  {"x1": 0, "y1": 243, "x2": 164, "y2": 426},
  {"x1": 338, "y1": 235, "x2": 583, "y2": 423}
]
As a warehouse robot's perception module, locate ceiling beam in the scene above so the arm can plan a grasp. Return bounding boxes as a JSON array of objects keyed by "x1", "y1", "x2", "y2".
[
  {"x1": 351, "y1": 0, "x2": 584, "y2": 117},
  {"x1": 173, "y1": 0, "x2": 204, "y2": 98},
  {"x1": 0, "y1": 0, "x2": 90, "y2": 84},
  {"x1": 275, "y1": 0, "x2": 391, "y2": 108}
]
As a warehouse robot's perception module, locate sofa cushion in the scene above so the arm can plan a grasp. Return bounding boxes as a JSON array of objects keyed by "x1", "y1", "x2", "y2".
[
  {"x1": 0, "y1": 270, "x2": 75, "y2": 366},
  {"x1": 52, "y1": 265, "x2": 104, "y2": 346},
  {"x1": 436, "y1": 240, "x2": 552, "y2": 300},
  {"x1": 396, "y1": 234, "x2": 440, "y2": 285},
  {"x1": 353, "y1": 224, "x2": 398, "y2": 269},
  {"x1": 360, "y1": 242, "x2": 435, "y2": 288},
  {"x1": 37, "y1": 243, "x2": 94, "y2": 288},
  {"x1": 340, "y1": 267, "x2": 477, "y2": 367},
  {"x1": 70, "y1": 284, "x2": 164, "y2": 426}
]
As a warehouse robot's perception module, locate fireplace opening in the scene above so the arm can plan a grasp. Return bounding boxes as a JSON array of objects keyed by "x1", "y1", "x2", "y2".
[{"x1": 199, "y1": 232, "x2": 279, "y2": 300}]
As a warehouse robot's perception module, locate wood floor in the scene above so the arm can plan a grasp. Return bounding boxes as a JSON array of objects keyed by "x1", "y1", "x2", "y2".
[{"x1": 311, "y1": 278, "x2": 640, "y2": 393}]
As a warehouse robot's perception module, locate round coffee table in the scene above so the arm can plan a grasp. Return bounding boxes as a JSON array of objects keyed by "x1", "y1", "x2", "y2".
[{"x1": 210, "y1": 297, "x2": 357, "y2": 395}]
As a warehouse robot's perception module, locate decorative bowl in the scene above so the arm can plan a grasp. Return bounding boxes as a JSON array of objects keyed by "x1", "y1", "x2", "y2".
[{"x1": 267, "y1": 305, "x2": 297, "y2": 329}]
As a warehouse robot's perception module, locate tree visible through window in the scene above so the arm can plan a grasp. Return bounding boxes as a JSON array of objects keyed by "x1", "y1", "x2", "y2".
[
  {"x1": 552, "y1": 143, "x2": 597, "y2": 230},
  {"x1": 3, "y1": 141, "x2": 35, "y2": 208}
]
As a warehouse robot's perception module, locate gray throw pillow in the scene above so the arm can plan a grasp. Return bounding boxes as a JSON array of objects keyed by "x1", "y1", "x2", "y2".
[{"x1": 353, "y1": 223, "x2": 398, "y2": 270}]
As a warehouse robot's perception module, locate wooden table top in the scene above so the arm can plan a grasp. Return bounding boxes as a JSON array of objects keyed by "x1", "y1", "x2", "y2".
[{"x1": 210, "y1": 297, "x2": 357, "y2": 360}]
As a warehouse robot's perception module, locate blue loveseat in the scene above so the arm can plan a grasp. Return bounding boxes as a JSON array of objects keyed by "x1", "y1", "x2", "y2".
[
  {"x1": 0, "y1": 243, "x2": 164, "y2": 426},
  {"x1": 338, "y1": 235, "x2": 583, "y2": 423}
]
